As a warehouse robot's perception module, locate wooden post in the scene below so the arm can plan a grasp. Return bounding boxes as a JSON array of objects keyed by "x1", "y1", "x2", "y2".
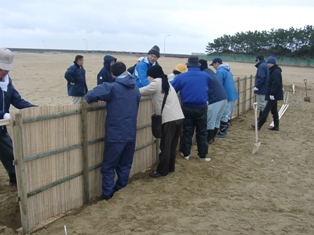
[
  {"x1": 13, "y1": 113, "x2": 29, "y2": 234},
  {"x1": 244, "y1": 76, "x2": 247, "y2": 114},
  {"x1": 80, "y1": 102, "x2": 90, "y2": 204},
  {"x1": 250, "y1": 75, "x2": 253, "y2": 108},
  {"x1": 237, "y1": 77, "x2": 240, "y2": 117}
]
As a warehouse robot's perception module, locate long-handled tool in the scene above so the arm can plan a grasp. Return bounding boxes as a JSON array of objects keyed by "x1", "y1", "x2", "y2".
[{"x1": 252, "y1": 102, "x2": 261, "y2": 154}]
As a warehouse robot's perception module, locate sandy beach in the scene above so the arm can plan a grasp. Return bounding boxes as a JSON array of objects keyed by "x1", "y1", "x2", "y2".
[{"x1": 1, "y1": 52, "x2": 314, "y2": 234}]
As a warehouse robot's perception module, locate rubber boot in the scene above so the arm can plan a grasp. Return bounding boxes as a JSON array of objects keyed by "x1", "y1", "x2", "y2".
[
  {"x1": 207, "y1": 129, "x2": 215, "y2": 144},
  {"x1": 213, "y1": 128, "x2": 219, "y2": 142},
  {"x1": 9, "y1": 173, "x2": 17, "y2": 186},
  {"x1": 216, "y1": 121, "x2": 229, "y2": 138}
]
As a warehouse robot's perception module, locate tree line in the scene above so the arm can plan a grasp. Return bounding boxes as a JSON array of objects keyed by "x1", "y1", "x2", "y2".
[{"x1": 205, "y1": 25, "x2": 314, "y2": 58}]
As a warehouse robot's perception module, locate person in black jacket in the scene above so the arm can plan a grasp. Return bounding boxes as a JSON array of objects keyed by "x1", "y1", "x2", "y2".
[
  {"x1": 0, "y1": 48, "x2": 36, "y2": 186},
  {"x1": 97, "y1": 55, "x2": 117, "y2": 85},
  {"x1": 64, "y1": 55, "x2": 88, "y2": 104},
  {"x1": 253, "y1": 56, "x2": 283, "y2": 131}
]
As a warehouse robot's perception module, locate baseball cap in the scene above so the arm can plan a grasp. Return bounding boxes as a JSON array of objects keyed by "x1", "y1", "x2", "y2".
[
  {"x1": 0, "y1": 48, "x2": 14, "y2": 71},
  {"x1": 209, "y1": 58, "x2": 222, "y2": 66},
  {"x1": 174, "y1": 64, "x2": 187, "y2": 73}
]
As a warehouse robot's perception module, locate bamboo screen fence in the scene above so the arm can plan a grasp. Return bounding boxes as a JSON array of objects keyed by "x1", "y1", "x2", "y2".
[{"x1": 3, "y1": 76, "x2": 254, "y2": 234}]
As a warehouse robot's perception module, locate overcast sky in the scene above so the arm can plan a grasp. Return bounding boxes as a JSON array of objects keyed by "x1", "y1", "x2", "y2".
[{"x1": 1, "y1": 0, "x2": 313, "y2": 54}]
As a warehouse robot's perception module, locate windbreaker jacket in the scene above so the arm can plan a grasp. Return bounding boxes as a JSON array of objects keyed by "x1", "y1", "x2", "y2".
[
  {"x1": 266, "y1": 65, "x2": 283, "y2": 101},
  {"x1": 254, "y1": 60, "x2": 269, "y2": 95},
  {"x1": 97, "y1": 55, "x2": 117, "y2": 85},
  {"x1": 0, "y1": 77, "x2": 35, "y2": 134},
  {"x1": 133, "y1": 56, "x2": 159, "y2": 88},
  {"x1": 203, "y1": 68, "x2": 228, "y2": 104},
  {"x1": 64, "y1": 62, "x2": 88, "y2": 96},
  {"x1": 171, "y1": 66, "x2": 211, "y2": 108},
  {"x1": 85, "y1": 71, "x2": 141, "y2": 142},
  {"x1": 215, "y1": 63, "x2": 238, "y2": 102}
]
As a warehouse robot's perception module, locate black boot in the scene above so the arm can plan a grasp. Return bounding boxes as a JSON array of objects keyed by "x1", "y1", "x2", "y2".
[
  {"x1": 269, "y1": 119, "x2": 279, "y2": 131},
  {"x1": 213, "y1": 128, "x2": 219, "y2": 142},
  {"x1": 9, "y1": 173, "x2": 17, "y2": 186},
  {"x1": 258, "y1": 110, "x2": 262, "y2": 121},
  {"x1": 216, "y1": 121, "x2": 229, "y2": 138},
  {"x1": 207, "y1": 129, "x2": 215, "y2": 144}
]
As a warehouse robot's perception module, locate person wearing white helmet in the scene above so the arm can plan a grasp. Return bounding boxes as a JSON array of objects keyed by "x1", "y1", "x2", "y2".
[{"x1": 0, "y1": 48, "x2": 36, "y2": 186}]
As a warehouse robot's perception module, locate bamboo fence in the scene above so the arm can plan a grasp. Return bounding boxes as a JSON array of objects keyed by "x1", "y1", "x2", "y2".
[{"x1": 2, "y1": 75, "x2": 254, "y2": 234}]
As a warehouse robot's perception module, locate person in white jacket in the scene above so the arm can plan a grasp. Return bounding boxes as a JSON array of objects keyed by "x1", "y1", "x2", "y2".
[{"x1": 139, "y1": 65, "x2": 184, "y2": 178}]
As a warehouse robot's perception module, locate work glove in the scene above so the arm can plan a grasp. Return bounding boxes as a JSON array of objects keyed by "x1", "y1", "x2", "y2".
[
  {"x1": 3, "y1": 113, "x2": 10, "y2": 119},
  {"x1": 269, "y1": 95, "x2": 275, "y2": 100}
]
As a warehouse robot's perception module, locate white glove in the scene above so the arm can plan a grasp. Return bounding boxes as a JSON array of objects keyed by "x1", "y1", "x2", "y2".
[
  {"x1": 253, "y1": 87, "x2": 258, "y2": 91},
  {"x1": 269, "y1": 95, "x2": 275, "y2": 100},
  {"x1": 3, "y1": 113, "x2": 10, "y2": 119}
]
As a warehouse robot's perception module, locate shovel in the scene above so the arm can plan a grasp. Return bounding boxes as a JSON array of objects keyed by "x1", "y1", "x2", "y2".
[{"x1": 252, "y1": 102, "x2": 261, "y2": 154}]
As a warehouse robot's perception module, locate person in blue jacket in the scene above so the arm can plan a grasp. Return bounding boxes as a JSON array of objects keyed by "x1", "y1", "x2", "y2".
[
  {"x1": 133, "y1": 45, "x2": 160, "y2": 88},
  {"x1": 210, "y1": 58, "x2": 238, "y2": 138},
  {"x1": 97, "y1": 55, "x2": 117, "y2": 85},
  {"x1": 64, "y1": 55, "x2": 88, "y2": 104},
  {"x1": 171, "y1": 56, "x2": 211, "y2": 161},
  {"x1": 0, "y1": 48, "x2": 36, "y2": 186},
  {"x1": 199, "y1": 59, "x2": 228, "y2": 144},
  {"x1": 253, "y1": 54, "x2": 269, "y2": 121},
  {"x1": 85, "y1": 62, "x2": 141, "y2": 200}
]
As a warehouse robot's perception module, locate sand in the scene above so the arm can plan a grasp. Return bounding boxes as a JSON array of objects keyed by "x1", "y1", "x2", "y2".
[{"x1": 1, "y1": 52, "x2": 314, "y2": 234}]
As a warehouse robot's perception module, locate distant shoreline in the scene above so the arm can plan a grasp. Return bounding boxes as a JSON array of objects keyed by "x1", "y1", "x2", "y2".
[{"x1": 8, "y1": 47, "x2": 190, "y2": 58}]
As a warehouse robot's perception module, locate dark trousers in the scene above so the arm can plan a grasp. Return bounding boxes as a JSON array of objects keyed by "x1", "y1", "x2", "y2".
[
  {"x1": 101, "y1": 141, "x2": 136, "y2": 198},
  {"x1": 0, "y1": 133, "x2": 15, "y2": 176},
  {"x1": 258, "y1": 100, "x2": 279, "y2": 128},
  {"x1": 180, "y1": 105, "x2": 208, "y2": 158},
  {"x1": 157, "y1": 119, "x2": 182, "y2": 175}
]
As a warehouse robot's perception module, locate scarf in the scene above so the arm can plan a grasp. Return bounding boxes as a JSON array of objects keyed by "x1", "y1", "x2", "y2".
[{"x1": 0, "y1": 74, "x2": 9, "y2": 92}]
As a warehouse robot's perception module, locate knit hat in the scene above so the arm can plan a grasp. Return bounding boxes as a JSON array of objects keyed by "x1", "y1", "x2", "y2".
[
  {"x1": 147, "y1": 65, "x2": 164, "y2": 78},
  {"x1": 199, "y1": 59, "x2": 208, "y2": 71},
  {"x1": 0, "y1": 48, "x2": 14, "y2": 71},
  {"x1": 148, "y1": 45, "x2": 160, "y2": 58},
  {"x1": 186, "y1": 56, "x2": 201, "y2": 67},
  {"x1": 174, "y1": 64, "x2": 187, "y2": 73},
  {"x1": 266, "y1": 56, "x2": 276, "y2": 65}
]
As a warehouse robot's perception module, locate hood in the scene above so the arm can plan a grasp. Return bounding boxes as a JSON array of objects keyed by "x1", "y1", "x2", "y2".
[
  {"x1": 115, "y1": 71, "x2": 136, "y2": 89},
  {"x1": 103, "y1": 55, "x2": 117, "y2": 69},
  {"x1": 218, "y1": 63, "x2": 230, "y2": 71}
]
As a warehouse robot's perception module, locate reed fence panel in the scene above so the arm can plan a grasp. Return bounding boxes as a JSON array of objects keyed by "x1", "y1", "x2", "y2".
[{"x1": 5, "y1": 76, "x2": 255, "y2": 234}]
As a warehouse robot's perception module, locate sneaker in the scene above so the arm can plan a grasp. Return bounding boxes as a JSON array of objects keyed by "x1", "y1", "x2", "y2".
[
  {"x1": 184, "y1": 155, "x2": 190, "y2": 160},
  {"x1": 216, "y1": 131, "x2": 227, "y2": 138},
  {"x1": 269, "y1": 126, "x2": 279, "y2": 131},
  {"x1": 199, "y1": 157, "x2": 211, "y2": 162}
]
